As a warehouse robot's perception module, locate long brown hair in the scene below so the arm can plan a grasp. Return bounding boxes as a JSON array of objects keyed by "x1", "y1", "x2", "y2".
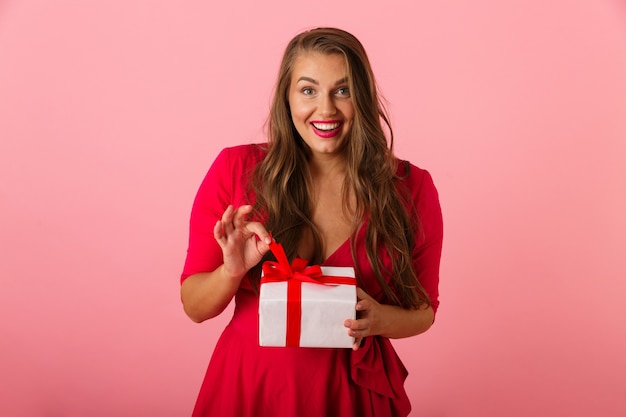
[{"x1": 251, "y1": 27, "x2": 429, "y2": 309}]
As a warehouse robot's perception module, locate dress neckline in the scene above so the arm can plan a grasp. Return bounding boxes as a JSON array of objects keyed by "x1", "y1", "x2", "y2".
[{"x1": 323, "y1": 237, "x2": 351, "y2": 265}]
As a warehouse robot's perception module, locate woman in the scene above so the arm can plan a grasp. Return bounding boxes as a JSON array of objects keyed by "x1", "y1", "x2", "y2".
[{"x1": 180, "y1": 27, "x2": 443, "y2": 417}]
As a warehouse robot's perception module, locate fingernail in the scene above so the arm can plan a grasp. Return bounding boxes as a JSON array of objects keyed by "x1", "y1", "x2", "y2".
[{"x1": 264, "y1": 237, "x2": 272, "y2": 244}]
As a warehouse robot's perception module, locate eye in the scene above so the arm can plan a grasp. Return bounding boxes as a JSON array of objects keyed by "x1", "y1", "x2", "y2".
[
  {"x1": 302, "y1": 88, "x2": 315, "y2": 95},
  {"x1": 336, "y1": 87, "x2": 350, "y2": 97}
]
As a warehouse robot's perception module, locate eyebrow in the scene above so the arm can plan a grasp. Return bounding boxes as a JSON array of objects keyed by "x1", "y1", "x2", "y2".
[{"x1": 296, "y1": 76, "x2": 348, "y2": 86}]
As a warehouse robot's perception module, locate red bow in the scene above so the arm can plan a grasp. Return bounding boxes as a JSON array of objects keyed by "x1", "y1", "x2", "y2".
[
  {"x1": 261, "y1": 240, "x2": 324, "y2": 284},
  {"x1": 261, "y1": 239, "x2": 356, "y2": 286}
]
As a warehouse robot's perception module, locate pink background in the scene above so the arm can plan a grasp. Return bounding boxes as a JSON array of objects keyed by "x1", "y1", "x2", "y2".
[{"x1": 1, "y1": 1, "x2": 625, "y2": 416}]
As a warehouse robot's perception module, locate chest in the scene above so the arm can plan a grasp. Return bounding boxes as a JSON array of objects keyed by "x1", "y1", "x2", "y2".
[{"x1": 309, "y1": 186, "x2": 354, "y2": 260}]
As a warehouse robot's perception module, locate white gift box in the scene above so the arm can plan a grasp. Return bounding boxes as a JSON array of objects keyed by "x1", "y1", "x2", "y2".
[{"x1": 259, "y1": 266, "x2": 357, "y2": 348}]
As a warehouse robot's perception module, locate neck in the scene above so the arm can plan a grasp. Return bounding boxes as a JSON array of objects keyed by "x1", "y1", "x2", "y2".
[{"x1": 308, "y1": 154, "x2": 347, "y2": 180}]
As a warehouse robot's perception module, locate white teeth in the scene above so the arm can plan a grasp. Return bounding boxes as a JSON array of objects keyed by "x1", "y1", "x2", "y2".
[{"x1": 312, "y1": 122, "x2": 341, "y2": 131}]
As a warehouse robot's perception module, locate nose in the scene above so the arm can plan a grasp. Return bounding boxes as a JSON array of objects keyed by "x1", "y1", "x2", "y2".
[{"x1": 318, "y1": 94, "x2": 337, "y2": 116}]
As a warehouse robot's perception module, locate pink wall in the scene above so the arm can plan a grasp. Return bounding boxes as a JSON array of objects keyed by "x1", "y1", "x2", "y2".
[{"x1": 1, "y1": 1, "x2": 625, "y2": 416}]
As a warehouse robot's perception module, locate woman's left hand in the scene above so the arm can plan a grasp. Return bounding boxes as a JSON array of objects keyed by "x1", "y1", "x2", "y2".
[
  {"x1": 344, "y1": 287, "x2": 385, "y2": 351},
  {"x1": 344, "y1": 287, "x2": 436, "y2": 350}
]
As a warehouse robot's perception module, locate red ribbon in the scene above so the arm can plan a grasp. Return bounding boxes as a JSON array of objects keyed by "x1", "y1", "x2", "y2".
[{"x1": 261, "y1": 238, "x2": 355, "y2": 347}]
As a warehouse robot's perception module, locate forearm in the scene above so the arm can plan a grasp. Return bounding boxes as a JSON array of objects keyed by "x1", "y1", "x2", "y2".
[
  {"x1": 180, "y1": 265, "x2": 244, "y2": 323},
  {"x1": 376, "y1": 304, "x2": 434, "y2": 339}
]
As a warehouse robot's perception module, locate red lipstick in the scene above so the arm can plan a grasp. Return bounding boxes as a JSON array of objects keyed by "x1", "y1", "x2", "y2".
[{"x1": 310, "y1": 120, "x2": 343, "y2": 138}]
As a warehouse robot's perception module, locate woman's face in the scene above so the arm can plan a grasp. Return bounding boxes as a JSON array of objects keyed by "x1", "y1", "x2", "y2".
[{"x1": 288, "y1": 52, "x2": 354, "y2": 159}]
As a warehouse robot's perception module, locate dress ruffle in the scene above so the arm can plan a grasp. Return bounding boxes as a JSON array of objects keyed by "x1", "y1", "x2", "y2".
[{"x1": 351, "y1": 336, "x2": 411, "y2": 416}]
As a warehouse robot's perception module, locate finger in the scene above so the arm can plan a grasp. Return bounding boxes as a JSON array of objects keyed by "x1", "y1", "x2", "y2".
[
  {"x1": 347, "y1": 324, "x2": 370, "y2": 339},
  {"x1": 355, "y1": 298, "x2": 371, "y2": 312},
  {"x1": 355, "y1": 288, "x2": 375, "y2": 311},
  {"x1": 245, "y1": 221, "x2": 272, "y2": 246},
  {"x1": 356, "y1": 287, "x2": 372, "y2": 300},
  {"x1": 232, "y1": 205, "x2": 252, "y2": 229},
  {"x1": 344, "y1": 318, "x2": 368, "y2": 331},
  {"x1": 356, "y1": 291, "x2": 371, "y2": 310},
  {"x1": 352, "y1": 337, "x2": 363, "y2": 351},
  {"x1": 220, "y1": 205, "x2": 236, "y2": 232},
  {"x1": 213, "y1": 219, "x2": 224, "y2": 243}
]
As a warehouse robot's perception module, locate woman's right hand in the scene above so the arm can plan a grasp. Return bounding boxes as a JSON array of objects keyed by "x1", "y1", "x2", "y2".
[
  {"x1": 213, "y1": 205, "x2": 272, "y2": 281},
  {"x1": 182, "y1": 204, "x2": 271, "y2": 322}
]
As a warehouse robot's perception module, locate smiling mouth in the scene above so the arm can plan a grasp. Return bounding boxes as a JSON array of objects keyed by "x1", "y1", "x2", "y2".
[{"x1": 311, "y1": 121, "x2": 342, "y2": 131}]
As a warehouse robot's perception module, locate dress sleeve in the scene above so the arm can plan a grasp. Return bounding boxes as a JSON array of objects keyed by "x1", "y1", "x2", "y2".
[
  {"x1": 411, "y1": 168, "x2": 444, "y2": 315},
  {"x1": 180, "y1": 148, "x2": 235, "y2": 283}
]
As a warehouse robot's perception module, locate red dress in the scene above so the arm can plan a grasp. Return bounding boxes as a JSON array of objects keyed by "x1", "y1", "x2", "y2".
[{"x1": 181, "y1": 144, "x2": 443, "y2": 417}]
